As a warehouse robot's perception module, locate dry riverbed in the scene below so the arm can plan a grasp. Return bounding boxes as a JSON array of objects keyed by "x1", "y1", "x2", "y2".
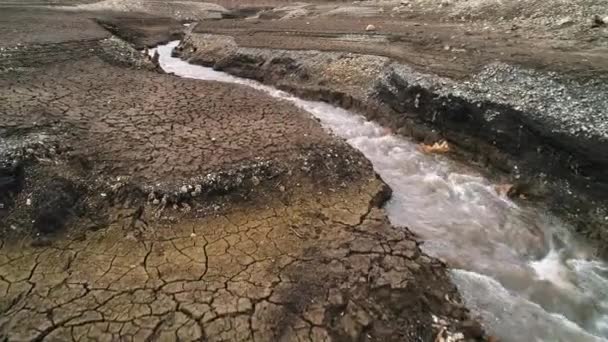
[
  {"x1": 2, "y1": 0, "x2": 607, "y2": 340},
  {"x1": 0, "y1": 6, "x2": 485, "y2": 342}
]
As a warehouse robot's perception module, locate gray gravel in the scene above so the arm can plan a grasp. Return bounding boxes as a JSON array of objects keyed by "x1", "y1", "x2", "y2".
[
  {"x1": 456, "y1": 63, "x2": 608, "y2": 142},
  {"x1": 382, "y1": 61, "x2": 608, "y2": 142}
]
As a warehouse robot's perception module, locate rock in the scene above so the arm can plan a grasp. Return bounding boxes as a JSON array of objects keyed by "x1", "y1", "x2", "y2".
[
  {"x1": 557, "y1": 16, "x2": 574, "y2": 27},
  {"x1": 365, "y1": 24, "x2": 376, "y2": 32},
  {"x1": 251, "y1": 175, "x2": 260, "y2": 186},
  {"x1": 191, "y1": 183, "x2": 202, "y2": 197},
  {"x1": 591, "y1": 15, "x2": 606, "y2": 28},
  {"x1": 452, "y1": 332, "x2": 464, "y2": 340},
  {"x1": 459, "y1": 319, "x2": 484, "y2": 339}
]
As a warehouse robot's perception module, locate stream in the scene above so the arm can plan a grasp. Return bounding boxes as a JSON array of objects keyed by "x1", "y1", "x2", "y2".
[{"x1": 152, "y1": 41, "x2": 608, "y2": 341}]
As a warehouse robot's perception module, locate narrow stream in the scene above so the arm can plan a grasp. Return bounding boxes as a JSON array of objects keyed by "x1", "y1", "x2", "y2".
[{"x1": 152, "y1": 41, "x2": 608, "y2": 341}]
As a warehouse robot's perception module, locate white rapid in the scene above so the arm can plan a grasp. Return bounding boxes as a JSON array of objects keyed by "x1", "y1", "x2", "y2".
[{"x1": 152, "y1": 41, "x2": 608, "y2": 341}]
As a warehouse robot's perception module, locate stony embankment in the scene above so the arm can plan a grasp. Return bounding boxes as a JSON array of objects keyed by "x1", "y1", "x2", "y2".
[{"x1": 176, "y1": 29, "x2": 608, "y2": 256}]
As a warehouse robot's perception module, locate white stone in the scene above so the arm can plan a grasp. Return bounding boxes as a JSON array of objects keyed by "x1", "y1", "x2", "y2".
[{"x1": 557, "y1": 16, "x2": 574, "y2": 27}]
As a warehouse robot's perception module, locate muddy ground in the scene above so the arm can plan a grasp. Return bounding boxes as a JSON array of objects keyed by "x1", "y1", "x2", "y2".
[{"x1": 0, "y1": 4, "x2": 487, "y2": 342}]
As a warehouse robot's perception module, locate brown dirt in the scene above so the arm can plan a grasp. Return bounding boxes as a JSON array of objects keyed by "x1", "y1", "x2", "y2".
[
  {"x1": 0, "y1": 56, "x2": 336, "y2": 189},
  {"x1": 0, "y1": 7, "x2": 109, "y2": 46},
  {"x1": 192, "y1": 16, "x2": 608, "y2": 80},
  {"x1": 0, "y1": 6, "x2": 483, "y2": 341},
  {"x1": 94, "y1": 13, "x2": 185, "y2": 49},
  {"x1": 0, "y1": 174, "x2": 475, "y2": 341}
]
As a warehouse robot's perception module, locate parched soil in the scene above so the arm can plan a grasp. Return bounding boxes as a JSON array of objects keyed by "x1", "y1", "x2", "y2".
[
  {"x1": 0, "y1": 6, "x2": 483, "y2": 342},
  {"x1": 0, "y1": 7, "x2": 109, "y2": 46},
  {"x1": 0, "y1": 176, "x2": 473, "y2": 342},
  {"x1": 0, "y1": 53, "x2": 337, "y2": 189}
]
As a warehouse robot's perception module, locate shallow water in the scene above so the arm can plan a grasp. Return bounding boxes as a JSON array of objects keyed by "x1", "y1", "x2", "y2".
[{"x1": 153, "y1": 41, "x2": 608, "y2": 341}]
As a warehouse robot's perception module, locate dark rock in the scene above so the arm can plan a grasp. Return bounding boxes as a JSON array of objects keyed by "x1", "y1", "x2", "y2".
[
  {"x1": 214, "y1": 53, "x2": 266, "y2": 81},
  {"x1": 0, "y1": 162, "x2": 24, "y2": 203},
  {"x1": 32, "y1": 178, "x2": 80, "y2": 234},
  {"x1": 591, "y1": 15, "x2": 606, "y2": 28},
  {"x1": 459, "y1": 319, "x2": 484, "y2": 339}
]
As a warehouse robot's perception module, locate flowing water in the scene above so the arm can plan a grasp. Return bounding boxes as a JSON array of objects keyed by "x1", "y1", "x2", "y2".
[{"x1": 152, "y1": 41, "x2": 608, "y2": 341}]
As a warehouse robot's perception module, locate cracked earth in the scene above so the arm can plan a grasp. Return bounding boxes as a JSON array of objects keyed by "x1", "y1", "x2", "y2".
[
  {"x1": 0, "y1": 178, "x2": 468, "y2": 341},
  {"x1": 0, "y1": 6, "x2": 482, "y2": 341},
  {"x1": 0, "y1": 45, "x2": 334, "y2": 190}
]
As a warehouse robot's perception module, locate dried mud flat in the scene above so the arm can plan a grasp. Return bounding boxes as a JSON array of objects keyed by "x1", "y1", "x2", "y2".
[{"x1": 0, "y1": 6, "x2": 484, "y2": 342}]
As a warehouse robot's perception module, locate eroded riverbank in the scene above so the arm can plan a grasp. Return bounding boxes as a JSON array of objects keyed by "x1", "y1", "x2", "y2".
[
  {"x1": 0, "y1": 10, "x2": 481, "y2": 340},
  {"x1": 154, "y1": 40, "x2": 608, "y2": 341},
  {"x1": 175, "y1": 28, "x2": 608, "y2": 260}
]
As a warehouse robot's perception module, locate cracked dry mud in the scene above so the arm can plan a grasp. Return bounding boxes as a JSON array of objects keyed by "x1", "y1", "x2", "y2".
[
  {"x1": 0, "y1": 10, "x2": 477, "y2": 341},
  {"x1": 0, "y1": 54, "x2": 335, "y2": 190},
  {"x1": 0, "y1": 178, "x2": 467, "y2": 341}
]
